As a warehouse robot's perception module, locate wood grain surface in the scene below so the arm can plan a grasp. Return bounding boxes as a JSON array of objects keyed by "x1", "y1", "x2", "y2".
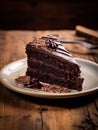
[{"x1": 0, "y1": 30, "x2": 98, "y2": 130}]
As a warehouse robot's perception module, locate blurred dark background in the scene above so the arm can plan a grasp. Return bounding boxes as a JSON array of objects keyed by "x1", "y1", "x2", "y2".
[{"x1": 0, "y1": 0, "x2": 98, "y2": 30}]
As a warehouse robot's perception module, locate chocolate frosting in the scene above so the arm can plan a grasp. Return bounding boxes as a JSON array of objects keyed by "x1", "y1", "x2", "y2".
[{"x1": 39, "y1": 36, "x2": 77, "y2": 64}]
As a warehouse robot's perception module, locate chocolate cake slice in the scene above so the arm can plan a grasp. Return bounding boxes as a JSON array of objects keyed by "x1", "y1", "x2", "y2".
[{"x1": 26, "y1": 36, "x2": 84, "y2": 91}]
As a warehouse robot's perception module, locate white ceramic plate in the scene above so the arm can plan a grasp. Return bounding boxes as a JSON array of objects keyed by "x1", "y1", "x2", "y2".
[{"x1": 0, "y1": 58, "x2": 98, "y2": 98}]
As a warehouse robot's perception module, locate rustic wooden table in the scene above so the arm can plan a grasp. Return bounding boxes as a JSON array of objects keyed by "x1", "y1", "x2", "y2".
[{"x1": 0, "y1": 30, "x2": 98, "y2": 130}]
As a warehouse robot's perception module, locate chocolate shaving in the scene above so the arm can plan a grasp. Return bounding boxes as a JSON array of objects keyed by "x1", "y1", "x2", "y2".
[
  {"x1": 15, "y1": 76, "x2": 71, "y2": 93},
  {"x1": 45, "y1": 39, "x2": 58, "y2": 50},
  {"x1": 15, "y1": 76, "x2": 42, "y2": 89},
  {"x1": 40, "y1": 36, "x2": 58, "y2": 50}
]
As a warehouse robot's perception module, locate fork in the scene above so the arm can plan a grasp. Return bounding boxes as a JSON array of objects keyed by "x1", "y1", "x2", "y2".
[
  {"x1": 47, "y1": 34, "x2": 98, "y2": 49},
  {"x1": 58, "y1": 38, "x2": 98, "y2": 49}
]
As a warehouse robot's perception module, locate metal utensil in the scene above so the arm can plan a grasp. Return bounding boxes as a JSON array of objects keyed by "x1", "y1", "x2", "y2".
[
  {"x1": 47, "y1": 34, "x2": 98, "y2": 49},
  {"x1": 58, "y1": 38, "x2": 98, "y2": 49}
]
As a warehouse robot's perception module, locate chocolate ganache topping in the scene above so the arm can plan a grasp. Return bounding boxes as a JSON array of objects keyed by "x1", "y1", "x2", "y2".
[
  {"x1": 40, "y1": 36, "x2": 72, "y2": 58},
  {"x1": 42, "y1": 36, "x2": 78, "y2": 64}
]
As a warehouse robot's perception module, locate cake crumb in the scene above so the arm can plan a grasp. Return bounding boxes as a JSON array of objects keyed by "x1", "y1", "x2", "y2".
[
  {"x1": 15, "y1": 75, "x2": 71, "y2": 93},
  {"x1": 15, "y1": 76, "x2": 42, "y2": 89}
]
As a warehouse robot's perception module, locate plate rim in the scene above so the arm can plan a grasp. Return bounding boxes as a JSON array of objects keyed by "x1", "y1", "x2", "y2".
[{"x1": 0, "y1": 58, "x2": 98, "y2": 98}]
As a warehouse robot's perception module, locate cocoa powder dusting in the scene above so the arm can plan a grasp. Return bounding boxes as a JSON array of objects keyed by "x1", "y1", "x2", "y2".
[{"x1": 15, "y1": 76, "x2": 70, "y2": 93}]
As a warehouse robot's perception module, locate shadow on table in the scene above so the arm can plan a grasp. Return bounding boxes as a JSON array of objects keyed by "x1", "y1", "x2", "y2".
[
  {"x1": 27, "y1": 91, "x2": 98, "y2": 109},
  {"x1": 0, "y1": 84, "x2": 98, "y2": 108},
  {"x1": 0, "y1": 83, "x2": 98, "y2": 109}
]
